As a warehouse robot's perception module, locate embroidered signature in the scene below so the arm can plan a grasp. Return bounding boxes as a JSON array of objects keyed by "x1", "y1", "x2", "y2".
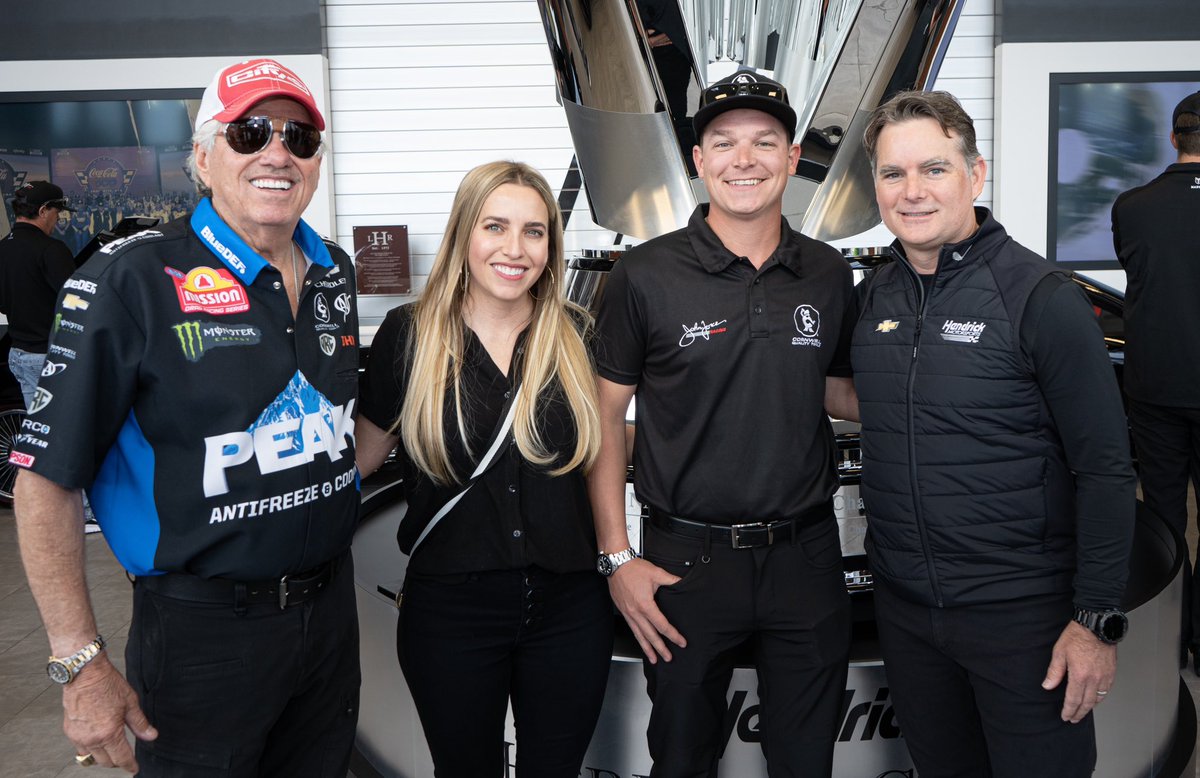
[{"x1": 679, "y1": 319, "x2": 729, "y2": 347}]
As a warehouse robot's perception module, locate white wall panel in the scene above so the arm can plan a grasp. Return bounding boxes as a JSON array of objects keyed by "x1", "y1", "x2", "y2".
[{"x1": 325, "y1": 0, "x2": 1000, "y2": 290}]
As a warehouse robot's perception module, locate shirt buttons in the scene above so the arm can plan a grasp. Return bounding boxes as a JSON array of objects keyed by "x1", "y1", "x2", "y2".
[
  {"x1": 504, "y1": 390, "x2": 511, "y2": 399},
  {"x1": 754, "y1": 278, "x2": 761, "y2": 285},
  {"x1": 508, "y1": 484, "x2": 517, "y2": 494},
  {"x1": 304, "y1": 279, "x2": 312, "y2": 286},
  {"x1": 754, "y1": 305, "x2": 762, "y2": 314},
  {"x1": 286, "y1": 326, "x2": 294, "y2": 334},
  {"x1": 272, "y1": 281, "x2": 282, "y2": 290},
  {"x1": 512, "y1": 530, "x2": 522, "y2": 539}
]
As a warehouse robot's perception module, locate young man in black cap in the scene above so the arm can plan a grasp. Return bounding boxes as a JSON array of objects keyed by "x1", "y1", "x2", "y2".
[
  {"x1": 1112, "y1": 90, "x2": 1200, "y2": 669},
  {"x1": 0, "y1": 181, "x2": 76, "y2": 409},
  {"x1": 590, "y1": 68, "x2": 858, "y2": 777}
]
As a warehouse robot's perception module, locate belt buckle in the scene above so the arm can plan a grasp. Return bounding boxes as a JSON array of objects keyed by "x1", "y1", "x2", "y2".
[
  {"x1": 729, "y1": 522, "x2": 768, "y2": 549},
  {"x1": 278, "y1": 575, "x2": 289, "y2": 609}
]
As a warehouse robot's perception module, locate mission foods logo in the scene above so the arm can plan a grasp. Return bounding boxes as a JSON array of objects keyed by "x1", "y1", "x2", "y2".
[
  {"x1": 166, "y1": 266, "x2": 250, "y2": 316},
  {"x1": 172, "y1": 322, "x2": 263, "y2": 362}
]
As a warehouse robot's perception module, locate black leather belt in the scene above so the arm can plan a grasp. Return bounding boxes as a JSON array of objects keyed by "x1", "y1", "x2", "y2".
[
  {"x1": 136, "y1": 552, "x2": 345, "y2": 609},
  {"x1": 648, "y1": 500, "x2": 833, "y2": 549}
]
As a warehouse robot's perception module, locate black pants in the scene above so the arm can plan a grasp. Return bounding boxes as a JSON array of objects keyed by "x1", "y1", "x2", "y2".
[
  {"x1": 873, "y1": 580, "x2": 1095, "y2": 778},
  {"x1": 126, "y1": 558, "x2": 360, "y2": 777},
  {"x1": 398, "y1": 566, "x2": 613, "y2": 778},
  {"x1": 1129, "y1": 399, "x2": 1200, "y2": 650},
  {"x1": 641, "y1": 518, "x2": 851, "y2": 778}
]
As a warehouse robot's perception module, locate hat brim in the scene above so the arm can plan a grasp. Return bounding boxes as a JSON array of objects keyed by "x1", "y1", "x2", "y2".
[{"x1": 693, "y1": 96, "x2": 798, "y2": 143}]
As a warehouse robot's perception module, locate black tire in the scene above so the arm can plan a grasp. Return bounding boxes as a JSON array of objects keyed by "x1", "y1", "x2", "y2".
[{"x1": 0, "y1": 407, "x2": 26, "y2": 507}]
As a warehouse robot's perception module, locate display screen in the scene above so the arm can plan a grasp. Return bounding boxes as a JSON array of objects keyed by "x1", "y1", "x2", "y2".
[
  {"x1": 0, "y1": 90, "x2": 202, "y2": 256},
  {"x1": 1048, "y1": 72, "x2": 1200, "y2": 268}
]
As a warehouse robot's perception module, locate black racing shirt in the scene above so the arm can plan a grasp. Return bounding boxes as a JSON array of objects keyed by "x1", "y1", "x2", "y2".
[
  {"x1": 12, "y1": 199, "x2": 361, "y2": 580},
  {"x1": 0, "y1": 222, "x2": 77, "y2": 352},
  {"x1": 595, "y1": 204, "x2": 854, "y2": 524},
  {"x1": 359, "y1": 304, "x2": 597, "y2": 575}
]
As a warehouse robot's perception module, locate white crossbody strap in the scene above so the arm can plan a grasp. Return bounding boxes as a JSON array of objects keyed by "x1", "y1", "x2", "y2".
[{"x1": 410, "y1": 396, "x2": 519, "y2": 553}]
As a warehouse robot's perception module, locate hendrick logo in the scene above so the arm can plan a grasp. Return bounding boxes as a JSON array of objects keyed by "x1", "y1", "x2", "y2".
[
  {"x1": 940, "y1": 319, "x2": 986, "y2": 344},
  {"x1": 172, "y1": 321, "x2": 263, "y2": 362}
]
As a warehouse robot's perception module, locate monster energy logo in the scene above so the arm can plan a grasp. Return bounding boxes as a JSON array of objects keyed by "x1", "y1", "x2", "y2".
[
  {"x1": 174, "y1": 322, "x2": 205, "y2": 361},
  {"x1": 172, "y1": 322, "x2": 262, "y2": 362}
]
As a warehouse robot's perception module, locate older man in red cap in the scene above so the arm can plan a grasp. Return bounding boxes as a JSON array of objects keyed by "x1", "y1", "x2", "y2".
[{"x1": 13, "y1": 58, "x2": 360, "y2": 776}]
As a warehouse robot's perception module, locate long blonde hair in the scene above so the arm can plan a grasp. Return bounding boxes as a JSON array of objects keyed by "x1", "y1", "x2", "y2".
[{"x1": 396, "y1": 161, "x2": 601, "y2": 485}]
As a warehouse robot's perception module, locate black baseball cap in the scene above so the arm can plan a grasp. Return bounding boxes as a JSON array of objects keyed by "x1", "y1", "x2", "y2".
[
  {"x1": 12, "y1": 181, "x2": 74, "y2": 211},
  {"x1": 693, "y1": 69, "x2": 797, "y2": 142},
  {"x1": 1172, "y1": 91, "x2": 1200, "y2": 135}
]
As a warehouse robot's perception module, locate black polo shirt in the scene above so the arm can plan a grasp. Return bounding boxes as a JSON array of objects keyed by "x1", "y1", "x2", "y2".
[
  {"x1": 359, "y1": 304, "x2": 597, "y2": 576},
  {"x1": 12, "y1": 199, "x2": 360, "y2": 580},
  {"x1": 0, "y1": 222, "x2": 77, "y2": 352},
  {"x1": 595, "y1": 204, "x2": 854, "y2": 524}
]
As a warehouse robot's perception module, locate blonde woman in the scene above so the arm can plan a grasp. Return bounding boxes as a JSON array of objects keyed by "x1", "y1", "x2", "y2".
[{"x1": 356, "y1": 161, "x2": 612, "y2": 776}]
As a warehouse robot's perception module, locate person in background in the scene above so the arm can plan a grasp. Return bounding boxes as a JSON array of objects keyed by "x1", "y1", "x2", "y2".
[
  {"x1": 590, "y1": 69, "x2": 858, "y2": 777},
  {"x1": 852, "y1": 90, "x2": 1136, "y2": 777},
  {"x1": 356, "y1": 160, "x2": 612, "y2": 777},
  {"x1": 0, "y1": 181, "x2": 76, "y2": 409},
  {"x1": 12, "y1": 58, "x2": 360, "y2": 776},
  {"x1": 1112, "y1": 90, "x2": 1200, "y2": 671}
]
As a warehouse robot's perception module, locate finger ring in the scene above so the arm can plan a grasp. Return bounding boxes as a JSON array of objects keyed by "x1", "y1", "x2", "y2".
[
  {"x1": 1097, "y1": 690, "x2": 1109, "y2": 696},
  {"x1": 75, "y1": 753, "x2": 96, "y2": 767}
]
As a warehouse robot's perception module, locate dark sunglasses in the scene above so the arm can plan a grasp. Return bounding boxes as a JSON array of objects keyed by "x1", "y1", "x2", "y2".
[
  {"x1": 701, "y1": 81, "x2": 789, "y2": 108},
  {"x1": 222, "y1": 116, "x2": 322, "y2": 159}
]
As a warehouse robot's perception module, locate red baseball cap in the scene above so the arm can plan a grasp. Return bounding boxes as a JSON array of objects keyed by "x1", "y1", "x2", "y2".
[{"x1": 195, "y1": 58, "x2": 325, "y2": 132}]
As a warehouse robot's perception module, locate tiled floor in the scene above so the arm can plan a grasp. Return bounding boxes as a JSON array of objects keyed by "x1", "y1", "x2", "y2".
[{"x1": 2, "y1": 502, "x2": 1199, "y2": 778}]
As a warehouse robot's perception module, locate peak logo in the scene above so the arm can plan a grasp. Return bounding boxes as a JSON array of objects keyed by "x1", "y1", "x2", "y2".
[
  {"x1": 202, "y1": 371, "x2": 354, "y2": 497},
  {"x1": 169, "y1": 266, "x2": 250, "y2": 316}
]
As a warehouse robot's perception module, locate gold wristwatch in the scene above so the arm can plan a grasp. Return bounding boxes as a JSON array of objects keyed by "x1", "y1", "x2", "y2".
[{"x1": 46, "y1": 635, "x2": 106, "y2": 685}]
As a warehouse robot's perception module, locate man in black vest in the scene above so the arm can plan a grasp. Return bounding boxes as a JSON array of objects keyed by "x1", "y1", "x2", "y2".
[
  {"x1": 1112, "y1": 91, "x2": 1200, "y2": 671},
  {"x1": 851, "y1": 90, "x2": 1135, "y2": 777}
]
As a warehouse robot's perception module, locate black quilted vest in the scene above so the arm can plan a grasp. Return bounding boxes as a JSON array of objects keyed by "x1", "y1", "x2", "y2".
[{"x1": 851, "y1": 211, "x2": 1075, "y2": 607}]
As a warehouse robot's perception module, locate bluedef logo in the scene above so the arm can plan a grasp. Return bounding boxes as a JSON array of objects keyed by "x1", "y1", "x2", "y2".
[{"x1": 202, "y1": 370, "x2": 354, "y2": 497}]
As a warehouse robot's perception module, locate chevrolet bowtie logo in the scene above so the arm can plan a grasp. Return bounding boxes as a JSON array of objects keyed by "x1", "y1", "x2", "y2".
[{"x1": 876, "y1": 319, "x2": 899, "y2": 333}]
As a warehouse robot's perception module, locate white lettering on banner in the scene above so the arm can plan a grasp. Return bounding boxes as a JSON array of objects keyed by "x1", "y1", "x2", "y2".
[
  {"x1": 202, "y1": 399, "x2": 355, "y2": 497},
  {"x1": 208, "y1": 467, "x2": 356, "y2": 524}
]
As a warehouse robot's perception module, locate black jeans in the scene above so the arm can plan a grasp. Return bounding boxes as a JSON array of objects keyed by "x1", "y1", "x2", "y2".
[
  {"x1": 398, "y1": 566, "x2": 613, "y2": 778},
  {"x1": 641, "y1": 518, "x2": 851, "y2": 778},
  {"x1": 127, "y1": 558, "x2": 360, "y2": 777},
  {"x1": 1129, "y1": 399, "x2": 1200, "y2": 650},
  {"x1": 873, "y1": 579, "x2": 1095, "y2": 778}
]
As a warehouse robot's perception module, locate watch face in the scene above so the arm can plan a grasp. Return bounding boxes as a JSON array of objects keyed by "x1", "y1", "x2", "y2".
[
  {"x1": 597, "y1": 555, "x2": 613, "y2": 576},
  {"x1": 47, "y1": 660, "x2": 73, "y2": 684},
  {"x1": 1099, "y1": 612, "x2": 1129, "y2": 642}
]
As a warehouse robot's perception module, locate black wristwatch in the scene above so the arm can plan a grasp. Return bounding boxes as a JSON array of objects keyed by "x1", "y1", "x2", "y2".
[
  {"x1": 1072, "y1": 607, "x2": 1129, "y2": 645},
  {"x1": 597, "y1": 548, "x2": 638, "y2": 577}
]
